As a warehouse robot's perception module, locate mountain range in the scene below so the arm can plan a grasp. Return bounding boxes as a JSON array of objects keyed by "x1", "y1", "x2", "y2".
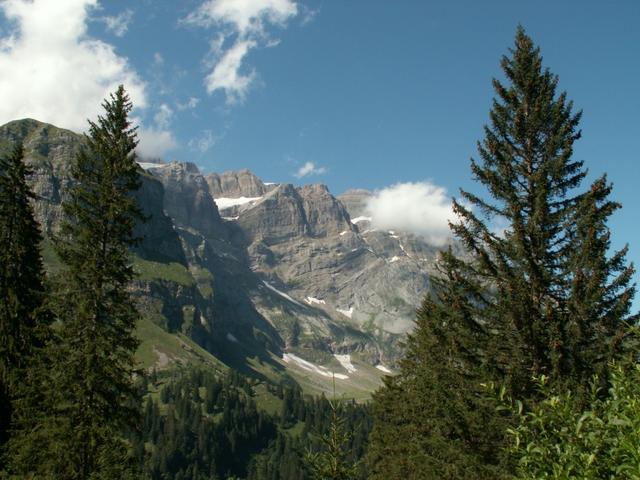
[{"x1": 0, "y1": 118, "x2": 453, "y2": 399}]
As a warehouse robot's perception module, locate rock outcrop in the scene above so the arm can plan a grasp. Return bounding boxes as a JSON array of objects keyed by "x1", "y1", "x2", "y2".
[{"x1": 206, "y1": 169, "x2": 276, "y2": 198}]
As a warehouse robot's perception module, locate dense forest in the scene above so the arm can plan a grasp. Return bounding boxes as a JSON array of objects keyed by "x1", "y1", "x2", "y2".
[
  {"x1": 131, "y1": 368, "x2": 370, "y2": 480},
  {"x1": 1, "y1": 27, "x2": 638, "y2": 479}
]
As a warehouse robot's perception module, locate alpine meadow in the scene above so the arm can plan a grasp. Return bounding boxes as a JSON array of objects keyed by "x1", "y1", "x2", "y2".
[{"x1": 0, "y1": 2, "x2": 638, "y2": 479}]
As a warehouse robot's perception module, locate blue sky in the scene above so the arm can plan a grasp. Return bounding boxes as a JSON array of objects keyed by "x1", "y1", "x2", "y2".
[{"x1": 0, "y1": 0, "x2": 638, "y2": 298}]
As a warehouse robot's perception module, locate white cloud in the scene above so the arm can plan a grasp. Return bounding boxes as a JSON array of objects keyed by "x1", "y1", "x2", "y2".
[
  {"x1": 364, "y1": 182, "x2": 455, "y2": 246},
  {"x1": 135, "y1": 103, "x2": 177, "y2": 158},
  {"x1": 102, "y1": 8, "x2": 134, "y2": 37},
  {"x1": 153, "y1": 52, "x2": 164, "y2": 65},
  {"x1": 0, "y1": 0, "x2": 146, "y2": 132},
  {"x1": 137, "y1": 125, "x2": 177, "y2": 159},
  {"x1": 153, "y1": 104, "x2": 173, "y2": 129},
  {"x1": 188, "y1": 129, "x2": 217, "y2": 153},
  {"x1": 185, "y1": 0, "x2": 298, "y2": 103},
  {"x1": 186, "y1": 0, "x2": 297, "y2": 36},
  {"x1": 205, "y1": 39, "x2": 256, "y2": 102},
  {"x1": 299, "y1": 4, "x2": 318, "y2": 26},
  {"x1": 177, "y1": 96, "x2": 200, "y2": 110},
  {"x1": 294, "y1": 161, "x2": 326, "y2": 178}
]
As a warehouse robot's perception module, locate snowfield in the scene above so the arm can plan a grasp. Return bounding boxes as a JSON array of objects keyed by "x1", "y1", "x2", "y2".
[
  {"x1": 214, "y1": 196, "x2": 262, "y2": 209},
  {"x1": 137, "y1": 162, "x2": 167, "y2": 170},
  {"x1": 283, "y1": 353, "x2": 349, "y2": 380},
  {"x1": 351, "y1": 216, "x2": 372, "y2": 224},
  {"x1": 337, "y1": 307, "x2": 354, "y2": 319}
]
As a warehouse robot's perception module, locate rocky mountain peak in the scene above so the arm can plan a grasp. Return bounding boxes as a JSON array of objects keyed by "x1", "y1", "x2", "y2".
[
  {"x1": 337, "y1": 189, "x2": 373, "y2": 219},
  {"x1": 142, "y1": 161, "x2": 224, "y2": 238},
  {"x1": 296, "y1": 183, "x2": 354, "y2": 238},
  {"x1": 206, "y1": 169, "x2": 276, "y2": 198}
]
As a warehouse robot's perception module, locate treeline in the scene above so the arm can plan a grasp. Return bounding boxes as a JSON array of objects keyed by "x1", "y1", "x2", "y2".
[{"x1": 131, "y1": 368, "x2": 370, "y2": 480}]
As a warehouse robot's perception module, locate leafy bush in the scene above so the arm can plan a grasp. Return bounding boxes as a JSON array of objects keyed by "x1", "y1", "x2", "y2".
[{"x1": 493, "y1": 363, "x2": 640, "y2": 479}]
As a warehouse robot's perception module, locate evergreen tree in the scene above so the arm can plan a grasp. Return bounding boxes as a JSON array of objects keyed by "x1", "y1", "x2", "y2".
[
  {"x1": 13, "y1": 86, "x2": 144, "y2": 479},
  {"x1": 305, "y1": 381, "x2": 359, "y2": 480},
  {"x1": 565, "y1": 175, "x2": 637, "y2": 376},
  {"x1": 368, "y1": 26, "x2": 636, "y2": 479},
  {"x1": 0, "y1": 143, "x2": 50, "y2": 465},
  {"x1": 368, "y1": 255, "x2": 510, "y2": 479}
]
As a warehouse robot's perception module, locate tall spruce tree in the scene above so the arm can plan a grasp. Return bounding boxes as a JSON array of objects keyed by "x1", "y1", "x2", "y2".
[
  {"x1": 305, "y1": 387, "x2": 359, "y2": 480},
  {"x1": 0, "y1": 144, "x2": 50, "y2": 465},
  {"x1": 12, "y1": 86, "x2": 144, "y2": 479},
  {"x1": 367, "y1": 27, "x2": 636, "y2": 479}
]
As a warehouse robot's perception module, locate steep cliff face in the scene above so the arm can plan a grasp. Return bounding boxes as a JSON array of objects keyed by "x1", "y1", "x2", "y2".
[
  {"x1": 236, "y1": 184, "x2": 309, "y2": 244},
  {"x1": 0, "y1": 119, "x2": 80, "y2": 235},
  {"x1": 206, "y1": 169, "x2": 276, "y2": 198},
  {"x1": 144, "y1": 162, "x2": 226, "y2": 240},
  {"x1": 208, "y1": 170, "x2": 440, "y2": 360},
  {"x1": 1, "y1": 118, "x2": 447, "y2": 397}
]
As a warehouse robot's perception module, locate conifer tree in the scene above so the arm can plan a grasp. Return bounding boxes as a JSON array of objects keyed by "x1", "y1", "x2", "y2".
[
  {"x1": 15, "y1": 86, "x2": 144, "y2": 479},
  {"x1": 368, "y1": 26, "x2": 636, "y2": 479},
  {"x1": 0, "y1": 143, "x2": 50, "y2": 464},
  {"x1": 305, "y1": 391, "x2": 358, "y2": 480},
  {"x1": 368, "y1": 254, "x2": 510, "y2": 479}
]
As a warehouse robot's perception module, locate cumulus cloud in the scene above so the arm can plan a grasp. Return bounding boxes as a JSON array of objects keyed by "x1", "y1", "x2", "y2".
[
  {"x1": 185, "y1": 0, "x2": 298, "y2": 103},
  {"x1": 102, "y1": 8, "x2": 134, "y2": 37},
  {"x1": 0, "y1": 0, "x2": 146, "y2": 132},
  {"x1": 364, "y1": 181, "x2": 455, "y2": 246},
  {"x1": 187, "y1": 0, "x2": 297, "y2": 36},
  {"x1": 137, "y1": 124, "x2": 177, "y2": 159},
  {"x1": 294, "y1": 161, "x2": 326, "y2": 178},
  {"x1": 135, "y1": 103, "x2": 178, "y2": 158}
]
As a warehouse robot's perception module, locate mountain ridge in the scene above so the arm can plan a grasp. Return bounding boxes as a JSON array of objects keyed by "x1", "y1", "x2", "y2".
[{"x1": 2, "y1": 118, "x2": 445, "y2": 398}]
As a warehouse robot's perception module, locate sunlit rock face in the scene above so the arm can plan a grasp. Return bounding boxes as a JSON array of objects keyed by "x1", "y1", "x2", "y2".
[{"x1": 2, "y1": 118, "x2": 455, "y2": 392}]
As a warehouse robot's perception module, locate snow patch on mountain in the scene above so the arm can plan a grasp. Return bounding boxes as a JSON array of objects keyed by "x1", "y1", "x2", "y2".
[
  {"x1": 138, "y1": 162, "x2": 167, "y2": 170},
  {"x1": 337, "y1": 307, "x2": 354, "y2": 319},
  {"x1": 283, "y1": 353, "x2": 349, "y2": 380},
  {"x1": 334, "y1": 354, "x2": 357, "y2": 373},
  {"x1": 376, "y1": 365, "x2": 392, "y2": 374},
  {"x1": 262, "y1": 281, "x2": 304, "y2": 307},
  {"x1": 351, "y1": 216, "x2": 372, "y2": 224},
  {"x1": 214, "y1": 196, "x2": 262, "y2": 209},
  {"x1": 306, "y1": 297, "x2": 326, "y2": 305}
]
